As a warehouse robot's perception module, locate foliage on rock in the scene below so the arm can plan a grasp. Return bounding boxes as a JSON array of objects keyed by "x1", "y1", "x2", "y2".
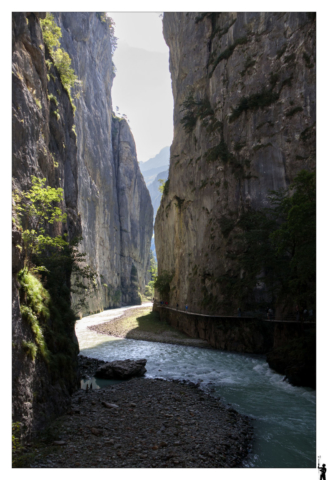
[
  {"x1": 14, "y1": 177, "x2": 98, "y2": 382},
  {"x1": 145, "y1": 250, "x2": 157, "y2": 298},
  {"x1": 219, "y1": 170, "x2": 316, "y2": 312},
  {"x1": 40, "y1": 13, "x2": 80, "y2": 109},
  {"x1": 13, "y1": 176, "x2": 68, "y2": 271},
  {"x1": 154, "y1": 270, "x2": 174, "y2": 297}
]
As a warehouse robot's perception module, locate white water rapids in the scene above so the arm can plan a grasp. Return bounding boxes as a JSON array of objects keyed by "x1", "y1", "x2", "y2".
[{"x1": 75, "y1": 304, "x2": 315, "y2": 468}]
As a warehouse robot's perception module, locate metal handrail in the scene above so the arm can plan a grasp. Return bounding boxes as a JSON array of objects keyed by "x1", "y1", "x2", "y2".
[{"x1": 153, "y1": 302, "x2": 316, "y2": 323}]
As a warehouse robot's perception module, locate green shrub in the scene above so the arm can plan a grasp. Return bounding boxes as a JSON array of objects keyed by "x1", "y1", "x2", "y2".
[
  {"x1": 230, "y1": 89, "x2": 279, "y2": 123},
  {"x1": 40, "y1": 14, "x2": 80, "y2": 110},
  {"x1": 204, "y1": 139, "x2": 232, "y2": 163},
  {"x1": 18, "y1": 269, "x2": 52, "y2": 364},
  {"x1": 180, "y1": 91, "x2": 214, "y2": 134},
  {"x1": 12, "y1": 422, "x2": 22, "y2": 452},
  {"x1": 163, "y1": 179, "x2": 170, "y2": 196},
  {"x1": 14, "y1": 178, "x2": 97, "y2": 383},
  {"x1": 145, "y1": 281, "x2": 155, "y2": 298},
  {"x1": 21, "y1": 340, "x2": 38, "y2": 361},
  {"x1": 154, "y1": 270, "x2": 174, "y2": 296},
  {"x1": 47, "y1": 93, "x2": 58, "y2": 106}
]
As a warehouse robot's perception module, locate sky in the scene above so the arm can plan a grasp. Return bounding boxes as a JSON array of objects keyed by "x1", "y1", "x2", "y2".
[{"x1": 108, "y1": 13, "x2": 174, "y2": 163}]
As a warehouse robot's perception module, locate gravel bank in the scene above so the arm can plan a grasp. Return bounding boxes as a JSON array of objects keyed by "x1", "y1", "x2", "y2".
[
  {"x1": 88, "y1": 306, "x2": 211, "y2": 348},
  {"x1": 20, "y1": 376, "x2": 252, "y2": 468}
]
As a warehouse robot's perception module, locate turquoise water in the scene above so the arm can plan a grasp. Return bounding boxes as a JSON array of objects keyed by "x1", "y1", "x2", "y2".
[{"x1": 75, "y1": 305, "x2": 316, "y2": 468}]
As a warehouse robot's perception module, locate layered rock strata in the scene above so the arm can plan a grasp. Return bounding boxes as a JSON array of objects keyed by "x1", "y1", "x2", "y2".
[
  {"x1": 155, "y1": 12, "x2": 316, "y2": 314},
  {"x1": 12, "y1": 12, "x2": 80, "y2": 436},
  {"x1": 54, "y1": 13, "x2": 153, "y2": 313}
]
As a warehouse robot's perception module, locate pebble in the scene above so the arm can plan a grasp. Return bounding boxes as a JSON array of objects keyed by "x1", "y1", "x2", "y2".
[{"x1": 16, "y1": 376, "x2": 253, "y2": 468}]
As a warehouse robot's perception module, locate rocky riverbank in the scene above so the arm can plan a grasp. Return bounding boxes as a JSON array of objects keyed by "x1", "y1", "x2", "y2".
[
  {"x1": 88, "y1": 306, "x2": 211, "y2": 348},
  {"x1": 14, "y1": 375, "x2": 253, "y2": 468}
]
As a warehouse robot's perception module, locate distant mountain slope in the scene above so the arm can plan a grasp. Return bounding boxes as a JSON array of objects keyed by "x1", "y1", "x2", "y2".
[
  {"x1": 141, "y1": 165, "x2": 169, "y2": 186},
  {"x1": 139, "y1": 146, "x2": 170, "y2": 174},
  {"x1": 148, "y1": 169, "x2": 169, "y2": 222},
  {"x1": 140, "y1": 147, "x2": 170, "y2": 260}
]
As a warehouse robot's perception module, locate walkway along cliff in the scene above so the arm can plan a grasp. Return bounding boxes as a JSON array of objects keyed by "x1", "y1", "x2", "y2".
[{"x1": 12, "y1": 12, "x2": 153, "y2": 437}]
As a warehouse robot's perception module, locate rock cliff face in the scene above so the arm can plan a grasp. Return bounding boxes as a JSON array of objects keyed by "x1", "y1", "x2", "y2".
[
  {"x1": 12, "y1": 12, "x2": 80, "y2": 436},
  {"x1": 155, "y1": 12, "x2": 315, "y2": 314},
  {"x1": 54, "y1": 13, "x2": 153, "y2": 313},
  {"x1": 12, "y1": 11, "x2": 153, "y2": 437}
]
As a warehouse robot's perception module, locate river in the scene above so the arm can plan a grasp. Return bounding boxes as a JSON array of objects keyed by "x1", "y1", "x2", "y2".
[{"x1": 75, "y1": 304, "x2": 316, "y2": 468}]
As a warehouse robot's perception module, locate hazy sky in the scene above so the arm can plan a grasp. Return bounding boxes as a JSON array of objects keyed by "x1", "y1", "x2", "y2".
[{"x1": 109, "y1": 12, "x2": 173, "y2": 163}]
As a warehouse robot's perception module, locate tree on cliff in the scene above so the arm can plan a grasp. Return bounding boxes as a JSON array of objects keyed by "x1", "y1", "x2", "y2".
[
  {"x1": 13, "y1": 177, "x2": 97, "y2": 371},
  {"x1": 13, "y1": 177, "x2": 68, "y2": 270},
  {"x1": 40, "y1": 14, "x2": 80, "y2": 107}
]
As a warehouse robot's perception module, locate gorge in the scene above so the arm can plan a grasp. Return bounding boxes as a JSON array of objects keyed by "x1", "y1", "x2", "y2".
[{"x1": 12, "y1": 11, "x2": 316, "y2": 467}]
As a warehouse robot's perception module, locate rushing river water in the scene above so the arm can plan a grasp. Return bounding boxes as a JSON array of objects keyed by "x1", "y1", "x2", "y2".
[{"x1": 75, "y1": 304, "x2": 316, "y2": 468}]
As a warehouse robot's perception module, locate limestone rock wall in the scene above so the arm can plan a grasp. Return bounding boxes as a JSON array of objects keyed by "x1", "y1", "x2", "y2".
[
  {"x1": 155, "y1": 12, "x2": 315, "y2": 314},
  {"x1": 12, "y1": 12, "x2": 80, "y2": 436},
  {"x1": 54, "y1": 13, "x2": 153, "y2": 313}
]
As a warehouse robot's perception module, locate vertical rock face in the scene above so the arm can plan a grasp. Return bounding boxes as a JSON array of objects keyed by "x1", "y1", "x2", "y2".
[
  {"x1": 54, "y1": 13, "x2": 153, "y2": 313},
  {"x1": 12, "y1": 12, "x2": 80, "y2": 436},
  {"x1": 12, "y1": 11, "x2": 152, "y2": 436},
  {"x1": 112, "y1": 116, "x2": 154, "y2": 304},
  {"x1": 155, "y1": 12, "x2": 315, "y2": 314}
]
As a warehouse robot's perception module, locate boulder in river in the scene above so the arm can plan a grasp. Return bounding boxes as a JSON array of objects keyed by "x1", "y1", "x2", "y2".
[{"x1": 95, "y1": 359, "x2": 147, "y2": 379}]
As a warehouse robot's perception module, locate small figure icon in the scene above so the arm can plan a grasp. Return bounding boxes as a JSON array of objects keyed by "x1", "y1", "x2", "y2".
[{"x1": 320, "y1": 464, "x2": 326, "y2": 480}]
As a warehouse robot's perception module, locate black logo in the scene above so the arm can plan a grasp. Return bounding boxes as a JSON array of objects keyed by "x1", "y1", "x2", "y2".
[{"x1": 318, "y1": 457, "x2": 326, "y2": 480}]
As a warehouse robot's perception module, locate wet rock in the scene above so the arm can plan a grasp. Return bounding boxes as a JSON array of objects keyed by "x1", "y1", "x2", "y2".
[
  {"x1": 102, "y1": 402, "x2": 119, "y2": 409},
  {"x1": 95, "y1": 359, "x2": 147, "y2": 379}
]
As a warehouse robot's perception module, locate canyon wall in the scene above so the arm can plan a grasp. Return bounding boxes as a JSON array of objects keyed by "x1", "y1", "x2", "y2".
[
  {"x1": 155, "y1": 12, "x2": 316, "y2": 314},
  {"x1": 12, "y1": 12, "x2": 80, "y2": 436},
  {"x1": 54, "y1": 13, "x2": 153, "y2": 313},
  {"x1": 12, "y1": 11, "x2": 153, "y2": 436}
]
